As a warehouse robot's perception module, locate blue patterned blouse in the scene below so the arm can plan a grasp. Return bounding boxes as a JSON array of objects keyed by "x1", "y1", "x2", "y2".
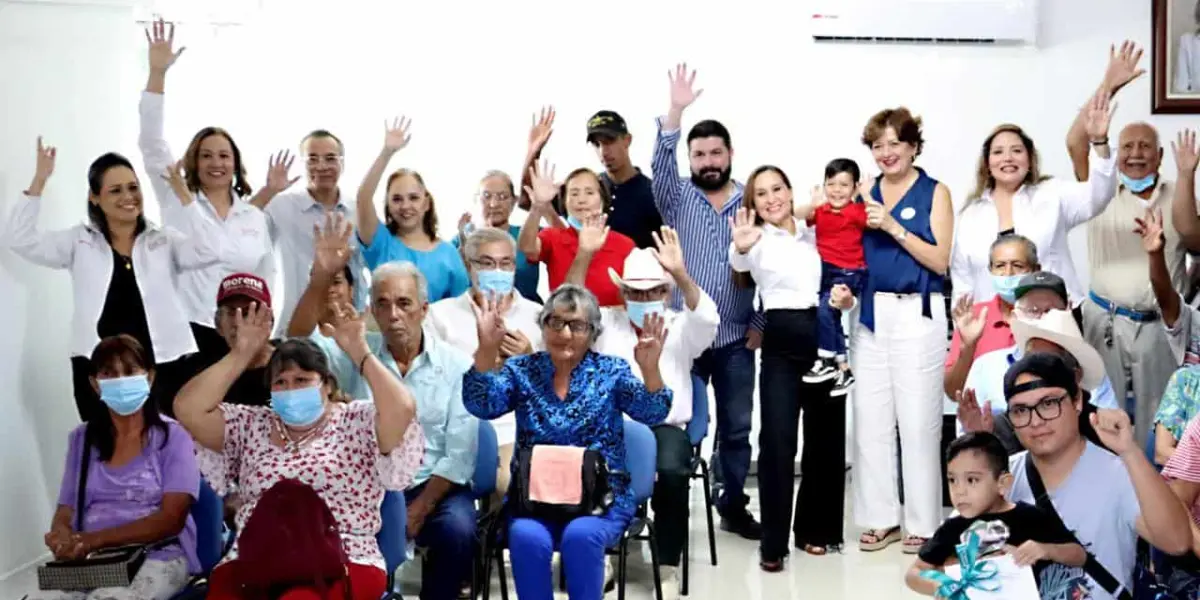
[
  {"x1": 462, "y1": 350, "x2": 671, "y2": 512},
  {"x1": 1155, "y1": 365, "x2": 1200, "y2": 442}
]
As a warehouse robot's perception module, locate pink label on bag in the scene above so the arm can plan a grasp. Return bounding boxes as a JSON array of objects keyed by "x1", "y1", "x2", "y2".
[{"x1": 529, "y1": 446, "x2": 586, "y2": 505}]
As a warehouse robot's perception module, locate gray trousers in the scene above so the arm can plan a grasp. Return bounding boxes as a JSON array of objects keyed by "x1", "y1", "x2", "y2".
[{"x1": 1081, "y1": 299, "x2": 1177, "y2": 448}]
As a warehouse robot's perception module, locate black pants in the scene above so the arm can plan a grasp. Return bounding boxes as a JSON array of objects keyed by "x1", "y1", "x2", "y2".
[
  {"x1": 650, "y1": 425, "x2": 693, "y2": 566},
  {"x1": 71, "y1": 354, "x2": 198, "y2": 421},
  {"x1": 758, "y1": 309, "x2": 845, "y2": 561}
]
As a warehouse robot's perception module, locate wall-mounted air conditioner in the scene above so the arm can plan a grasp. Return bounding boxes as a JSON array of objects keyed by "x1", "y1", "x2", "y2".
[{"x1": 810, "y1": 0, "x2": 1039, "y2": 45}]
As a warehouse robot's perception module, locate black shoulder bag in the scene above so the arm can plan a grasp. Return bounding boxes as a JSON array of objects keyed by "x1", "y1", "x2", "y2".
[{"x1": 1024, "y1": 456, "x2": 1134, "y2": 600}]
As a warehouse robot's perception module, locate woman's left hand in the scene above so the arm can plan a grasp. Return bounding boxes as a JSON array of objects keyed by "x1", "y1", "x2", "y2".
[
  {"x1": 1084, "y1": 90, "x2": 1117, "y2": 142},
  {"x1": 320, "y1": 302, "x2": 371, "y2": 363},
  {"x1": 633, "y1": 312, "x2": 669, "y2": 369}
]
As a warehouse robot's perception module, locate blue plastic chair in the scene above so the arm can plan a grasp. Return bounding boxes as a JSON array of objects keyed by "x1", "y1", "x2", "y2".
[
  {"x1": 167, "y1": 479, "x2": 225, "y2": 600},
  {"x1": 681, "y1": 375, "x2": 717, "y2": 596},
  {"x1": 378, "y1": 489, "x2": 409, "y2": 600},
  {"x1": 608, "y1": 420, "x2": 664, "y2": 600},
  {"x1": 473, "y1": 420, "x2": 500, "y2": 500}
]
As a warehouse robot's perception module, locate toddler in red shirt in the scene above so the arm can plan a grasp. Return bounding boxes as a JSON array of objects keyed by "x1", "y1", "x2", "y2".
[{"x1": 795, "y1": 159, "x2": 869, "y2": 396}]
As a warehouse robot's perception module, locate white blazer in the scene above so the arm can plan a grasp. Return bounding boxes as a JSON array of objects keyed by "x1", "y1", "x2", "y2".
[
  {"x1": 138, "y1": 91, "x2": 274, "y2": 327},
  {"x1": 4, "y1": 193, "x2": 221, "y2": 361}
]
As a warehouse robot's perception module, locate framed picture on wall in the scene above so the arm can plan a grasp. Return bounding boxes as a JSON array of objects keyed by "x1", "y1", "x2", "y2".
[{"x1": 1154, "y1": 0, "x2": 1200, "y2": 112}]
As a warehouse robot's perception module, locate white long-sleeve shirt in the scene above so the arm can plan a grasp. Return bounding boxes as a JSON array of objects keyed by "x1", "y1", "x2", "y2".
[
  {"x1": 4, "y1": 192, "x2": 221, "y2": 361},
  {"x1": 138, "y1": 91, "x2": 273, "y2": 327},
  {"x1": 594, "y1": 290, "x2": 720, "y2": 427},
  {"x1": 727, "y1": 217, "x2": 822, "y2": 311},
  {"x1": 950, "y1": 147, "x2": 1117, "y2": 306}
]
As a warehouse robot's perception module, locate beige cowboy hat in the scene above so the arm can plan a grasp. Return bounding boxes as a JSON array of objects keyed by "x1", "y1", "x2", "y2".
[
  {"x1": 608, "y1": 248, "x2": 675, "y2": 291},
  {"x1": 1010, "y1": 309, "x2": 1105, "y2": 390}
]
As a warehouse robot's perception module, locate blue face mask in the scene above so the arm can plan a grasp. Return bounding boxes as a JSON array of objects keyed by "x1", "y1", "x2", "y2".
[
  {"x1": 626, "y1": 300, "x2": 665, "y2": 329},
  {"x1": 991, "y1": 274, "x2": 1022, "y2": 304},
  {"x1": 270, "y1": 385, "x2": 326, "y2": 427},
  {"x1": 97, "y1": 375, "x2": 151, "y2": 416},
  {"x1": 476, "y1": 269, "x2": 515, "y2": 296},
  {"x1": 566, "y1": 216, "x2": 583, "y2": 230},
  {"x1": 1119, "y1": 172, "x2": 1157, "y2": 193}
]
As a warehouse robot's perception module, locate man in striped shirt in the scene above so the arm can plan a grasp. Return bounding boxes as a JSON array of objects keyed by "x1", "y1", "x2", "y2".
[{"x1": 651, "y1": 63, "x2": 765, "y2": 539}]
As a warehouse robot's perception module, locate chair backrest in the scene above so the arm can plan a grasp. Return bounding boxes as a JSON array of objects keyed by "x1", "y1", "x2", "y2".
[
  {"x1": 193, "y1": 479, "x2": 224, "y2": 573},
  {"x1": 377, "y1": 490, "x2": 408, "y2": 574},
  {"x1": 685, "y1": 374, "x2": 709, "y2": 447},
  {"x1": 472, "y1": 419, "x2": 499, "y2": 499},
  {"x1": 622, "y1": 420, "x2": 658, "y2": 504}
]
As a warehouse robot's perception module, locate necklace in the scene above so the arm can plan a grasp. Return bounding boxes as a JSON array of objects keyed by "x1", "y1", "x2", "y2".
[{"x1": 275, "y1": 413, "x2": 329, "y2": 452}]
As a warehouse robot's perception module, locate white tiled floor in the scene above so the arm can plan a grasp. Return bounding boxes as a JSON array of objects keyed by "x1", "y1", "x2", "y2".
[{"x1": 0, "y1": 479, "x2": 924, "y2": 600}]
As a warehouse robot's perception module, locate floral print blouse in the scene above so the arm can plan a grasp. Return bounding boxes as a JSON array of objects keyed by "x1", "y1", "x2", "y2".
[
  {"x1": 1155, "y1": 365, "x2": 1200, "y2": 442},
  {"x1": 196, "y1": 401, "x2": 425, "y2": 570}
]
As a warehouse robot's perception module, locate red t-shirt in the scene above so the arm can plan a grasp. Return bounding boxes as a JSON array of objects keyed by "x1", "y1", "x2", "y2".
[
  {"x1": 808, "y1": 203, "x2": 868, "y2": 269},
  {"x1": 535, "y1": 227, "x2": 635, "y2": 307}
]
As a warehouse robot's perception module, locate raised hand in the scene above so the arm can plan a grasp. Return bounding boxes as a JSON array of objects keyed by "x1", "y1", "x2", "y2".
[
  {"x1": 383, "y1": 116, "x2": 413, "y2": 153},
  {"x1": 1173, "y1": 129, "x2": 1200, "y2": 175},
  {"x1": 30, "y1": 136, "x2": 56, "y2": 194},
  {"x1": 319, "y1": 302, "x2": 370, "y2": 359},
  {"x1": 528, "y1": 106, "x2": 556, "y2": 155},
  {"x1": 161, "y1": 160, "x2": 192, "y2": 205},
  {"x1": 633, "y1": 312, "x2": 669, "y2": 368},
  {"x1": 1134, "y1": 208, "x2": 1165, "y2": 254},
  {"x1": 457, "y1": 211, "x2": 473, "y2": 235},
  {"x1": 955, "y1": 388, "x2": 994, "y2": 434},
  {"x1": 668, "y1": 63, "x2": 703, "y2": 109},
  {"x1": 729, "y1": 207, "x2": 762, "y2": 254},
  {"x1": 265, "y1": 150, "x2": 300, "y2": 194},
  {"x1": 578, "y1": 214, "x2": 610, "y2": 254},
  {"x1": 1103, "y1": 40, "x2": 1146, "y2": 94},
  {"x1": 231, "y1": 302, "x2": 273, "y2": 359},
  {"x1": 650, "y1": 226, "x2": 686, "y2": 276},
  {"x1": 809, "y1": 185, "x2": 827, "y2": 207},
  {"x1": 1090, "y1": 408, "x2": 1135, "y2": 456},
  {"x1": 523, "y1": 159, "x2": 558, "y2": 208},
  {"x1": 1084, "y1": 91, "x2": 1117, "y2": 141},
  {"x1": 144, "y1": 17, "x2": 185, "y2": 72},
  {"x1": 312, "y1": 212, "x2": 354, "y2": 278},
  {"x1": 952, "y1": 294, "x2": 988, "y2": 348},
  {"x1": 470, "y1": 293, "x2": 508, "y2": 354}
]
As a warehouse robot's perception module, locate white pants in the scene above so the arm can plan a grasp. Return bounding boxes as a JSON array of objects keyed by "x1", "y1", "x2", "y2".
[
  {"x1": 851, "y1": 292, "x2": 946, "y2": 538},
  {"x1": 29, "y1": 556, "x2": 189, "y2": 600}
]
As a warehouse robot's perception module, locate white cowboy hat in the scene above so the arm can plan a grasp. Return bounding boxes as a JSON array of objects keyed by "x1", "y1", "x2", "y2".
[
  {"x1": 608, "y1": 248, "x2": 674, "y2": 291},
  {"x1": 1010, "y1": 309, "x2": 1105, "y2": 390}
]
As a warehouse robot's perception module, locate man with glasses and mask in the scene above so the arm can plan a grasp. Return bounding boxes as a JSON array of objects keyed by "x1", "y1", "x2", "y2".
[
  {"x1": 454, "y1": 171, "x2": 542, "y2": 302},
  {"x1": 1000, "y1": 352, "x2": 1191, "y2": 600},
  {"x1": 251, "y1": 130, "x2": 368, "y2": 335}
]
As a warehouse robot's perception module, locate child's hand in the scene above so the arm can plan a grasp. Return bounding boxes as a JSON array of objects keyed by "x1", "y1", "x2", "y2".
[
  {"x1": 810, "y1": 185, "x2": 827, "y2": 206},
  {"x1": 1006, "y1": 541, "x2": 1049, "y2": 567}
]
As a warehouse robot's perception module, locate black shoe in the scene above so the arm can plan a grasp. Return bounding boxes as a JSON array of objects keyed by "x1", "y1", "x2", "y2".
[
  {"x1": 829, "y1": 369, "x2": 855, "y2": 397},
  {"x1": 802, "y1": 358, "x2": 839, "y2": 383},
  {"x1": 720, "y1": 510, "x2": 764, "y2": 540}
]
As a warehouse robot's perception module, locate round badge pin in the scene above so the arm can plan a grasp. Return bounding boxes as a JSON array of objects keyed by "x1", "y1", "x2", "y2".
[{"x1": 900, "y1": 207, "x2": 917, "y2": 220}]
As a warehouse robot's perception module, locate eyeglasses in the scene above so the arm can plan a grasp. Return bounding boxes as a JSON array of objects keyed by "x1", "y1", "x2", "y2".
[
  {"x1": 544, "y1": 316, "x2": 591, "y2": 334},
  {"x1": 471, "y1": 258, "x2": 516, "y2": 270},
  {"x1": 1007, "y1": 394, "x2": 1066, "y2": 428},
  {"x1": 1013, "y1": 305, "x2": 1050, "y2": 320},
  {"x1": 479, "y1": 191, "x2": 514, "y2": 205},
  {"x1": 306, "y1": 155, "x2": 343, "y2": 166}
]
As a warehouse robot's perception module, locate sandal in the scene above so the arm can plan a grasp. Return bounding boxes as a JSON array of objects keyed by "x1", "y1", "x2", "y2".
[
  {"x1": 803, "y1": 544, "x2": 827, "y2": 556},
  {"x1": 858, "y1": 527, "x2": 901, "y2": 552},
  {"x1": 902, "y1": 535, "x2": 929, "y2": 555}
]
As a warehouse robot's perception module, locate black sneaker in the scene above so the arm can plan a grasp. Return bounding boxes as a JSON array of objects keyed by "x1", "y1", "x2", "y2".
[
  {"x1": 829, "y1": 369, "x2": 855, "y2": 397},
  {"x1": 802, "y1": 358, "x2": 838, "y2": 383},
  {"x1": 719, "y1": 509, "x2": 764, "y2": 540}
]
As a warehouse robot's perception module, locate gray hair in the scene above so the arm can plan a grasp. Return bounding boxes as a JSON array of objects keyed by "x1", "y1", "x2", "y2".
[
  {"x1": 990, "y1": 233, "x2": 1038, "y2": 267},
  {"x1": 463, "y1": 227, "x2": 517, "y2": 265},
  {"x1": 370, "y1": 261, "x2": 429, "y2": 305},
  {"x1": 539, "y1": 284, "x2": 603, "y2": 345},
  {"x1": 480, "y1": 170, "x2": 515, "y2": 196}
]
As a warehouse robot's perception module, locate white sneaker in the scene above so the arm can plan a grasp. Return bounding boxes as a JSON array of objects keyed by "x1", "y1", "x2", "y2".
[{"x1": 657, "y1": 565, "x2": 681, "y2": 600}]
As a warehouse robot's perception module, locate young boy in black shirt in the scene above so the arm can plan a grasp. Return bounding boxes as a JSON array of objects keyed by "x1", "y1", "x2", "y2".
[{"x1": 905, "y1": 432, "x2": 1086, "y2": 596}]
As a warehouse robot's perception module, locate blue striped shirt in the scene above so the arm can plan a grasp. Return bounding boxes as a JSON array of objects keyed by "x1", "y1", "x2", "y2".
[{"x1": 651, "y1": 118, "x2": 765, "y2": 348}]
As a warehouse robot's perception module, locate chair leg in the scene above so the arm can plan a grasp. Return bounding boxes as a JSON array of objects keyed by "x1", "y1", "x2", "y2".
[
  {"x1": 681, "y1": 524, "x2": 690, "y2": 597},
  {"x1": 497, "y1": 546, "x2": 509, "y2": 600},
  {"x1": 700, "y1": 460, "x2": 718, "y2": 566},
  {"x1": 647, "y1": 522, "x2": 664, "y2": 600},
  {"x1": 617, "y1": 538, "x2": 628, "y2": 600},
  {"x1": 480, "y1": 545, "x2": 492, "y2": 600},
  {"x1": 559, "y1": 553, "x2": 567, "y2": 592}
]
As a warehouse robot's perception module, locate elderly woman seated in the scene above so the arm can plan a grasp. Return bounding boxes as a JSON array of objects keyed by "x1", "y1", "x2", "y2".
[
  {"x1": 463, "y1": 284, "x2": 671, "y2": 600},
  {"x1": 33, "y1": 335, "x2": 200, "y2": 600},
  {"x1": 173, "y1": 301, "x2": 424, "y2": 600}
]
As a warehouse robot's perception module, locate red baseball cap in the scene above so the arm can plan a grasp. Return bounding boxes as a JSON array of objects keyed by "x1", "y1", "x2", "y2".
[{"x1": 216, "y1": 273, "x2": 272, "y2": 308}]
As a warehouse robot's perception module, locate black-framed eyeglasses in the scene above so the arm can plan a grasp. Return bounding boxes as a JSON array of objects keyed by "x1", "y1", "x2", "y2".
[
  {"x1": 1007, "y1": 394, "x2": 1067, "y2": 428},
  {"x1": 471, "y1": 257, "x2": 516, "y2": 270},
  {"x1": 544, "y1": 316, "x2": 590, "y2": 334}
]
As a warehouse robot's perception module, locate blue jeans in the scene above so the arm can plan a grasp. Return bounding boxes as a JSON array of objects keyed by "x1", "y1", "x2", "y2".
[
  {"x1": 816, "y1": 262, "x2": 866, "y2": 358},
  {"x1": 508, "y1": 504, "x2": 635, "y2": 600},
  {"x1": 693, "y1": 339, "x2": 756, "y2": 514},
  {"x1": 405, "y1": 482, "x2": 478, "y2": 600}
]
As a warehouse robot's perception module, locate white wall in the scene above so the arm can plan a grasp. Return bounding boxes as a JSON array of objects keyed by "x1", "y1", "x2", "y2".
[{"x1": 1, "y1": 0, "x2": 1193, "y2": 578}]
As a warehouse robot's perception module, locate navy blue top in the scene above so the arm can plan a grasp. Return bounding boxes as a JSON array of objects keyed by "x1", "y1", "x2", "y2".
[
  {"x1": 461, "y1": 351, "x2": 671, "y2": 512},
  {"x1": 860, "y1": 168, "x2": 945, "y2": 331}
]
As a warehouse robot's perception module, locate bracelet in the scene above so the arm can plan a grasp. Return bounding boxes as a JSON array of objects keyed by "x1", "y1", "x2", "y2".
[
  {"x1": 1089, "y1": 138, "x2": 1109, "y2": 146},
  {"x1": 357, "y1": 353, "x2": 371, "y2": 375}
]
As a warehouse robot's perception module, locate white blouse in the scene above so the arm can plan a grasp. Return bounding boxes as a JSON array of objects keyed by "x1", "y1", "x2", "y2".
[
  {"x1": 728, "y1": 217, "x2": 822, "y2": 311},
  {"x1": 4, "y1": 192, "x2": 221, "y2": 361},
  {"x1": 950, "y1": 147, "x2": 1117, "y2": 306},
  {"x1": 138, "y1": 91, "x2": 274, "y2": 328}
]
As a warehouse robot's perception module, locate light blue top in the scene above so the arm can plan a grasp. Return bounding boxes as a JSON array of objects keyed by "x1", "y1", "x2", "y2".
[
  {"x1": 359, "y1": 227, "x2": 470, "y2": 302},
  {"x1": 310, "y1": 331, "x2": 478, "y2": 487}
]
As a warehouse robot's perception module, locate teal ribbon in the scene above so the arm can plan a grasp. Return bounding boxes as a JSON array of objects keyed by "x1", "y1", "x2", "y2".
[{"x1": 919, "y1": 531, "x2": 1002, "y2": 599}]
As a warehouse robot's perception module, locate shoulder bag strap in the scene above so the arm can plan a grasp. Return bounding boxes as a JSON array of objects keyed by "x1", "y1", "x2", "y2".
[
  {"x1": 1023, "y1": 456, "x2": 1133, "y2": 600},
  {"x1": 75, "y1": 426, "x2": 92, "y2": 532}
]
